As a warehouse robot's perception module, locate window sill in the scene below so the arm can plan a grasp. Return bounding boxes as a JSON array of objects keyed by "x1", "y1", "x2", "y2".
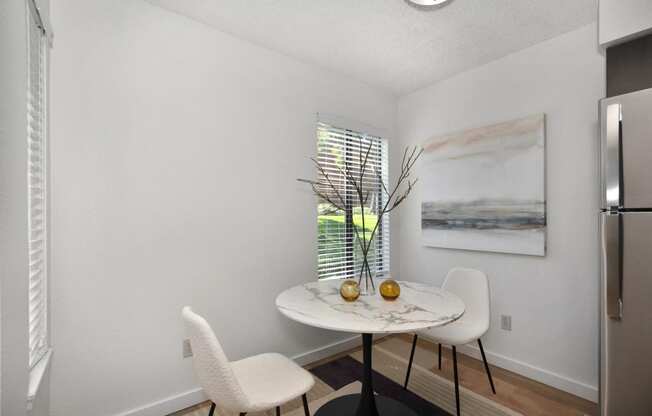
[{"x1": 27, "y1": 349, "x2": 52, "y2": 411}]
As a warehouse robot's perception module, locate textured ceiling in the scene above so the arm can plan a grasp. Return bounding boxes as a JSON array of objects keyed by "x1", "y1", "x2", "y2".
[{"x1": 145, "y1": 0, "x2": 597, "y2": 95}]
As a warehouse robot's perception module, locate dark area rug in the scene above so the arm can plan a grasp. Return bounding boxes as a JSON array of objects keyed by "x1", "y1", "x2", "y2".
[{"x1": 310, "y1": 355, "x2": 450, "y2": 416}]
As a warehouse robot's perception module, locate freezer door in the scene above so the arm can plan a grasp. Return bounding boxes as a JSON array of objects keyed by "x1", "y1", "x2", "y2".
[
  {"x1": 601, "y1": 212, "x2": 652, "y2": 415},
  {"x1": 601, "y1": 88, "x2": 652, "y2": 209}
]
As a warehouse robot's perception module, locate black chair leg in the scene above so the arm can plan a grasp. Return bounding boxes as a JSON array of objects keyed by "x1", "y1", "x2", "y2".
[
  {"x1": 302, "y1": 393, "x2": 310, "y2": 416},
  {"x1": 478, "y1": 339, "x2": 496, "y2": 394},
  {"x1": 452, "y1": 346, "x2": 460, "y2": 416},
  {"x1": 239, "y1": 413, "x2": 246, "y2": 416},
  {"x1": 208, "y1": 402, "x2": 215, "y2": 416},
  {"x1": 438, "y1": 343, "x2": 442, "y2": 370},
  {"x1": 276, "y1": 406, "x2": 281, "y2": 416},
  {"x1": 403, "y1": 334, "x2": 418, "y2": 389}
]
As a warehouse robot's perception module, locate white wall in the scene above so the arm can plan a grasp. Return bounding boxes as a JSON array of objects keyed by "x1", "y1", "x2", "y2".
[
  {"x1": 599, "y1": 0, "x2": 652, "y2": 46},
  {"x1": 0, "y1": 1, "x2": 30, "y2": 414},
  {"x1": 49, "y1": 1, "x2": 396, "y2": 416},
  {"x1": 397, "y1": 24, "x2": 604, "y2": 401}
]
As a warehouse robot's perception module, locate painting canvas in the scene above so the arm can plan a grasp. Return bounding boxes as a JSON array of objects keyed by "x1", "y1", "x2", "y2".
[{"x1": 421, "y1": 114, "x2": 546, "y2": 256}]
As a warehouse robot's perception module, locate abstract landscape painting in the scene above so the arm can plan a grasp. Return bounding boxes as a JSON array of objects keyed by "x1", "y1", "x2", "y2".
[{"x1": 421, "y1": 114, "x2": 546, "y2": 256}]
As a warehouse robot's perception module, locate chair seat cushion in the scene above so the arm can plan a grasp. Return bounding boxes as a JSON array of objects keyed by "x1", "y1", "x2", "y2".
[
  {"x1": 419, "y1": 318, "x2": 488, "y2": 345},
  {"x1": 230, "y1": 353, "x2": 314, "y2": 412}
]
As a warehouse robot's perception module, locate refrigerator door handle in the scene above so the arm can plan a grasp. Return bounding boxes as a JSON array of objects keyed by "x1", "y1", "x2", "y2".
[
  {"x1": 604, "y1": 103, "x2": 622, "y2": 208},
  {"x1": 604, "y1": 213, "x2": 623, "y2": 320}
]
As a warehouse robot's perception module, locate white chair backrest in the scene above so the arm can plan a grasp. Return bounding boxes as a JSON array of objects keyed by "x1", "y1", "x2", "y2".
[
  {"x1": 442, "y1": 268, "x2": 490, "y2": 332},
  {"x1": 182, "y1": 307, "x2": 249, "y2": 410}
]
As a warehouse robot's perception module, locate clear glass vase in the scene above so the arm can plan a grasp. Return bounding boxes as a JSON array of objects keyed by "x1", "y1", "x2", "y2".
[{"x1": 357, "y1": 260, "x2": 376, "y2": 296}]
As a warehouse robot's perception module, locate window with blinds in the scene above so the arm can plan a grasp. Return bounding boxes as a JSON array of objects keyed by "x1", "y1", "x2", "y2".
[
  {"x1": 316, "y1": 122, "x2": 390, "y2": 280},
  {"x1": 27, "y1": 3, "x2": 49, "y2": 368}
]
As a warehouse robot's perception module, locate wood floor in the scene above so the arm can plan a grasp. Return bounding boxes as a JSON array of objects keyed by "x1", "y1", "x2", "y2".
[
  {"x1": 385, "y1": 334, "x2": 597, "y2": 416},
  {"x1": 173, "y1": 334, "x2": 598, "y2": 416}
]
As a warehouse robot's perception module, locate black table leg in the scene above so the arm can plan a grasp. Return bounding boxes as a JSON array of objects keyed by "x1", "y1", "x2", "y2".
[
  {"x1": 356, "y1": 333, "x2": 380, "y2": 416},
  {"x1": 314, "y1": 334, "x2": 418, "y2": 416}
]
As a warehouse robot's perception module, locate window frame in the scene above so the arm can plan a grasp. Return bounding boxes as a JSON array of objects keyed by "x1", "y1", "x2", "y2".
[{"x1": 26, "y1": 0, "x2": 51, "y2": 370}]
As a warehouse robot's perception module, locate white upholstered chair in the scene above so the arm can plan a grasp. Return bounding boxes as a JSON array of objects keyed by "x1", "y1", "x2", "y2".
[
  {"x1": 182, "y1": 307, "x2": 314, "y2": 416},
  {"x1": 402, "y1": 268, "x2": 495, "y2": 416}
]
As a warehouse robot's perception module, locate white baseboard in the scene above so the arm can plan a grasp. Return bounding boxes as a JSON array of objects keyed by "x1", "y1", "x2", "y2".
[
  {"x1": 292, "y1": 334, "x2": 364, "y2": 366},
  {"x1": 114, "y1": 388, "x2": 206, "y2": 416},
  {"x1": 114, "y1": 335, "x2": 364, "y2": 416},
  {"x1": 456, "y1": 343, "x2": 598, "y2": 403}
]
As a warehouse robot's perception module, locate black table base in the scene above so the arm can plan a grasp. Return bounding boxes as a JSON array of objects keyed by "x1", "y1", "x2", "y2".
[
  {"x1": 314, "y1": 333, "x2": 417, "y2": 416},
  {"x1": 314, "y1": 394, "x2": 418, "y2": 416}
]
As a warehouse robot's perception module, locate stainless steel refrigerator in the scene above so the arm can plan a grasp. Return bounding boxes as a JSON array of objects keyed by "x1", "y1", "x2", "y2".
[{"x1": 600, "y1": 87, "x2": 652, "y2": 415}]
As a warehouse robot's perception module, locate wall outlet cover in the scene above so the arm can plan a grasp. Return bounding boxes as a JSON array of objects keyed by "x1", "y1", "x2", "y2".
[
  {"x1": 182, "y1": 339, "x2": 193, "y2": 358},
  {"x1": 501, "y1": 315, "x2": 512, "y2": 331}
]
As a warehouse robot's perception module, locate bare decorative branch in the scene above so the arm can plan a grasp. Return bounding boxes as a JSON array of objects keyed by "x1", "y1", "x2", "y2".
[{"x1": 298, "y1": 137, "x2": 423, "y2": 291}]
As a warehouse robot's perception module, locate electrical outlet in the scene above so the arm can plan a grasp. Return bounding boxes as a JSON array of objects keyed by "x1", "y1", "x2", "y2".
[
  {"x1": 501, "y1": 315, "x2": 512, "y2": 331},
  {"x1": 182, "y1": 339, "x2": 193, "y2": 358}
]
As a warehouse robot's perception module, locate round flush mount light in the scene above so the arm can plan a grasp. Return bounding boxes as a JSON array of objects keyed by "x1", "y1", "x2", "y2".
[{"x1": 405, "y1": 0, "x2": 453, "y2": 7}]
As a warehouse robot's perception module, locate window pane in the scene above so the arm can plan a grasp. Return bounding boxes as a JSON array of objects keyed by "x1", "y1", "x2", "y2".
[{"x1": 316, "y1": 122, "x2": 389, "y2": 280}]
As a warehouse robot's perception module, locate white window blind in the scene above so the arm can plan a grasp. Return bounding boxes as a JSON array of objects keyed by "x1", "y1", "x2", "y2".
[
  {"x1": 27, "y1": 3, "x2": 49, "y2": 368},
  {"x1": 316, "y1": 121, "x2": 390, "y2": 280}
]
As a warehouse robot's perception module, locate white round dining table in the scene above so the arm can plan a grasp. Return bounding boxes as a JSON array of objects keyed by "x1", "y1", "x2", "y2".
[{"x1": 276, "y1": 279, "x2": 465, "y2": 416}]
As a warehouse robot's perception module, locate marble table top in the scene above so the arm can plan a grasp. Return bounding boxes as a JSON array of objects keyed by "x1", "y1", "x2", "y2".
[{"x1": 276, "y1": 279, "x2": 465, "y2": 334}]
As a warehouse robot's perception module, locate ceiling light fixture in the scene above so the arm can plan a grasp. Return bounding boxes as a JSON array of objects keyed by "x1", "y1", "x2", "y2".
[{"x1": 406, "y1": 0, "x2": 453, "y2": 7}]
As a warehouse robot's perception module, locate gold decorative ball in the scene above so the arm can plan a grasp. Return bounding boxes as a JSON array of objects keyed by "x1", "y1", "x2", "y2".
[
  {"x1": 380, "y1": 279, "x2": 401, "y2": 301},
  {"x1": 340, "y1": 280, "x2": 361, "y2": 302}
]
